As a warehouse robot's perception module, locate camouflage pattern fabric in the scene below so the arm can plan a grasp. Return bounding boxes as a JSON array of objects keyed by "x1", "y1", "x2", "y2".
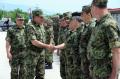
[
  {"x1": 25, "y1": 23, "x2": 46, "y2": 79},
  {"x1": 79, "y1": 20, "x2": 95, "y2": 79},
  {"x1": 65, "y1": 25, "x2": 83, "y2": 79},
  {"x1": 6, "y1": 25, "x2": 26, "y2": 79},
  {"x1": 87, "y1": 14, "x2": 120, "y2": 79},
  {"x1": 44, "y1": 23, "x2": 54, "y2": 64},
  {"x1": 58, "y1": 27, "x2": 68, "y2": 79}
]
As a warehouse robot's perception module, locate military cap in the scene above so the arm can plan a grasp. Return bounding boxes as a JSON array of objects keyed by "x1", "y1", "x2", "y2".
[
  {"x1": 72, "y1": 12, "x2": 81, "y2": 17},
  {"x1": 92, "y1": 0, "x2": 108, "y2": 7},
  {"x1": 82, "y1": 5, "x2": 91, "y2": 13},
  {"x1": 59, "y1": 14, "x2": 64, "y2": 19},
  {"x1": 63, "y1": 12, "x2": 71, "y2": 20},
  {"x1": 32, "y1": 9, "x2": 43, "y2": 16},
  {"x1": 71, "y1": 12, "x2": 82, "y2": 22},
  {"x1": 16, "y1": 14, "x2": 24, "y2": 19}
]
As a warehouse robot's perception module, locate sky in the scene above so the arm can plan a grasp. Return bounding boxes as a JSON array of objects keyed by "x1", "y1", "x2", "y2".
[{"x1": 0, "y1": 0, "x2": 120, "y2": 15}]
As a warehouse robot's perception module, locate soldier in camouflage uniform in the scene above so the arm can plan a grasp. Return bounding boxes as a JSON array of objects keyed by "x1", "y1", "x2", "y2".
[
  {"x1": 87, "y1": 0, "x2": 120, "y2": 79},
  {"x1": 58, "y1": 14, "x2": 70, "y2": 79},
  {"x1": 52, "y1": 15, "x2": 60, "y2": 45},
  {"x1": 25, "y1": 9, "x2": 54, "y2": 79},
  {"x1": 44, "y1": 18, "x2": 54, "y2": 69},
  {"x1": 79, "y1": 5, "x2": 96, "y2": 79},
  {"x1": 6, "y1": 14, "x2": 26, "y2": 79},
  {"x1": 67, "y1": 12, "x2": 84, "y2": 79},
  {"x1": 55, "y1": 12, "x2": 83, "y2": 79}
]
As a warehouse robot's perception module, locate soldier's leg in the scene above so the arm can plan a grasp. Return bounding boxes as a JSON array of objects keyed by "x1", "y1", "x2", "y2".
[
  {"x1": 9, "y1": 55, "x2": 19, "y2": 79},
  {"x1": 19, "y1": 51, "x2": 27, "y2": 79},
  {"x1": 45, "y1": 50, "x2": 53, "y2": 69},
  {"x1": 25, "y1": 51, "x2": 40, "y2": 79},
  {"x1": 66, "y1": 54, "x2": 74, "y2": 79},
  {"x1": 35, "y1": 51, "x2": 45, "y2": 79},
  {"x1": 80, "y1": 55, "x2": 90, "y2": 79},
  {"x1": 60, "y1": 50, "x2": 66, "y2": 79}
]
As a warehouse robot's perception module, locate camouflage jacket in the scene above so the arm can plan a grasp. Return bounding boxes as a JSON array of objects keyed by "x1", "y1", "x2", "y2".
[
  {"x1": 6, "y1": 25, "x2": 26, "y2": 52},
  {"x1": 58, "y1": 27, "x2": 69, "y2": 44},
  {"x1": 25, "y1": 23, "x2": 46, "y2": 52},
  {"x1": 87, "y1": 14, "x2": 120, "y2": 78},
  {"x1": 44, "y1": 25, "x2": 54, "y2": 44},
  {"x1": 79, "y1": 20, "x2": 95, "y2": 56}
]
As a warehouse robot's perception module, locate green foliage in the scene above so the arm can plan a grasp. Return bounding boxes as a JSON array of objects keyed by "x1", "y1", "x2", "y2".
[{"x1": 0, "y1": 8, "x2": 29, "y2": 23}]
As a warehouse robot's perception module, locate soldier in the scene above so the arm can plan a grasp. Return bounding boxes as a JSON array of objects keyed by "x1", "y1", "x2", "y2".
[
  {"x1": 52, "y1": 15, "x2": 59, "y2": 45},
  {"x1": 79, "y1": 5, "x2": 96, "y2": 79},
  {"x1": 44, "y1": 18, "x2": 54, "y2": 69},
  {"x1": 25, "y1": 9, "x2": 54, "y2": 79},
  {"x1": 55, "y1": 12, "x2": 83, "y2": 79},
  {"x1": 6, "y1": 14, "x2": 26, "y2": 79},
  {"x1": 87, "y1": 0, "x2": 120, "y2": 79},
  {"x1": 58, "y1": 13, "x2": 70, "y2": 79}
]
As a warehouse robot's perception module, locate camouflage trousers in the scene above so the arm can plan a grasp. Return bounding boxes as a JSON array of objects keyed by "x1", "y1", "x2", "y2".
[
  {"x1": 45, "y1": 50, "x2": 53, "y2": 63},
  {"x1": 65, "y1": 49, "x2": 82, "y2": 79},
  {"x1": 9, "y1": 51, "x2": 26, "y2": 79},
  {"x1": 80, "y1": 53, "x2": 91, "y2": 79},
  {"x1": 60, "y1": 49, "x2": 67, "y2": 79},
  {"x1": 25, "y1": 49, "x2": 45, "y2": 79}
]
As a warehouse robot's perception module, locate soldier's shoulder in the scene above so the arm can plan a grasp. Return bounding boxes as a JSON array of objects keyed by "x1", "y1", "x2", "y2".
[
  {"x1": 105, "y1": 17, "x2": 118, "y2": 28},
  {"x1": 26, "y1": 22, "x2": 35, "y2": 29}
]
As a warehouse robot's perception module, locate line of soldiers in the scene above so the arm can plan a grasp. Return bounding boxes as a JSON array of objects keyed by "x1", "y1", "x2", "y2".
[{"x1": 5, "y1": 0, "x2": 120, "y2": 79}]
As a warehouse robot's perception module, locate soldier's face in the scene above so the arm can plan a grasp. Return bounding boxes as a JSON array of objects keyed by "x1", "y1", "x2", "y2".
[
  {"x1": 33, "y1": 16, "x2": 44, "y2": 24},
  {"x1": 69, "y1": 19, "x2": 79, "y2": 31},
  {"x1": 81, "y1": 12, "x2": 91, "y2": 23},
  {"x1": 81, "y1": 12, "x2": 87, "y2": 22},
  {"x1": 91, "y1": 5, "x2": 97, "y2": 18},
  {"x1": 59, "y1": 19, "x2": 68, "y2": 27},
  {"x1": 16, "y1": 19, "x2": 24, "y2": 26}
]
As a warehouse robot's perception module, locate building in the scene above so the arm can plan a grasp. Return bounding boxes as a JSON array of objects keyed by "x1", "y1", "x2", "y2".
[{"x1": 109, "y1": 8, "x2": 120, "y2": 26}]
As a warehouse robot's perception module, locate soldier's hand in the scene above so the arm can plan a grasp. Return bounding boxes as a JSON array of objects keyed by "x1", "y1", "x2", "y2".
[
  {"x1": 7, "y1": 53, "x2": 12, "y2": 61},
  {"x1": 47, "y1": 44, "x2": 54, "y2": 52},
  {"x1": 54, "y1": 46, "x2": 59, "y2": 49}
]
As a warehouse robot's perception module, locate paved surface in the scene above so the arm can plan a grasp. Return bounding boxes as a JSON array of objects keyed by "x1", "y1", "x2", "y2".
[{"x1": 0, "y1": 32, "x2": 61, "y2": 79}]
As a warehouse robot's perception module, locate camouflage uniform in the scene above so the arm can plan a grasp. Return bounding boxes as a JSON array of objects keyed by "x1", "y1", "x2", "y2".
[
  {"x1": 87, "y1": 13, "x2": 120, "y2": 79},
  {"x1": 44, "y1": 19, "x2": 54, "y2": 68},
  {"x1": 52, "y1": 15, "x2": 59, "y2": 45},
  {"x1": 58, "y1": 26, "x2": 68, "y2": 79},
  {"x1": 65, "y1": 24, "x2": 83, "y2": 79},
  {"x1": 25, "y1": 9, "x2": 46, "y2": 79},
  {"x1": 79, "y1": 20, "x2": 95, "y2": 79},
  {"x1": 6, "y1": 25, "x2": 26, "y2": 79},
  {"x1": 58, "y1": 13, "x2": 72, "y2": 79},
  {"x1": 79, "y1": 5, "x2": 96, "y2": 79}
]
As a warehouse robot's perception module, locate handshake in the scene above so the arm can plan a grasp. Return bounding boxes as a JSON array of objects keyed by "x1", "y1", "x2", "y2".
[{"x1": 47, "y1": 43, "x2": 65, "y2": 51}]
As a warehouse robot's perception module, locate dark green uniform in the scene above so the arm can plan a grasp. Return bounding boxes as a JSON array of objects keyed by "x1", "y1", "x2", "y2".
[
  {"x1": 65, "y1": 25, "x2": 83, "y2": 79},
  {"x1": 44, "y1": 20, "x2": 54, "y2": 68},
  {"x1": 87, "y1": 14, "x2": 120, "y2": 79},
  {"x1": 25, "y1": 23, "x2": 46, "y2": 79},
  {"x1": 52, "y1": 16, "x2": 59, "y2": 45},
  {"x1": 79, "y1": 20, "x2": 95, "y2": 79},
  {"x1": 6, "y1": 25, "x2": 26, "y2": 79},
  {"x1": 58, "y1": 27, "x2": 68, "y2": 79}
]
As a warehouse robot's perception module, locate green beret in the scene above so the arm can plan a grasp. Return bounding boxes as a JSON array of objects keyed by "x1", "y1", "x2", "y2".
[
  {"x1": 92, "y1": 0, "x2": 108, "y2": 7},
  {"x1": 82, "y1": 5, "x2": 91, "y2": 13},
  {"x1": 32, "y1": 9, "x2": 43, "y2": 16}
]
